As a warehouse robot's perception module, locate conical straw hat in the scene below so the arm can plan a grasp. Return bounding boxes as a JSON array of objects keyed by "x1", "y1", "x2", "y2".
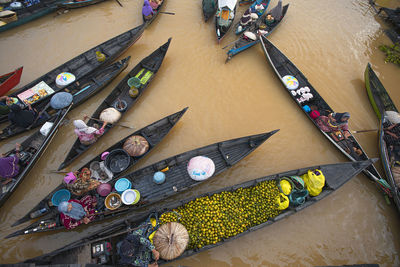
[
  {"x1": 153, "y1": 222, "x2": 189, "y2": 260},
  {"x1": 99, "y1": 107, "x2": 121, "y2": 123}
]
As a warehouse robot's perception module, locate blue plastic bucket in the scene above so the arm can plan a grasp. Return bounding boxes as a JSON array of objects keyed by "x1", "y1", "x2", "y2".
[
  {"x1": 51, "y1": 189, "x2": 71, "y2": 206},
  {"x1": 114, "y1": 178, "x2": 132, "y2": 194}
]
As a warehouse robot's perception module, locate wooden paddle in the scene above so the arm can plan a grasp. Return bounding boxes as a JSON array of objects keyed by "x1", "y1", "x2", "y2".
[
  {"x1": 115, "y1": 0, "x2": 123, "y2": 7},
  {"x1": 352, "y1": 129, "x2": 378, "y2": 133},
  {"x1": 88, "y1": 117, "x2": 134, "y2": 129},
  {"x1": 159, "y1": 11, "x2": 175, "y2": 15}
]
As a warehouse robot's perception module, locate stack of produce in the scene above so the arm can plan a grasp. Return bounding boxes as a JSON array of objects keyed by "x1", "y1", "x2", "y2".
[{"x1": 160, "y1": 180, "x2": 281, "y2": 249}]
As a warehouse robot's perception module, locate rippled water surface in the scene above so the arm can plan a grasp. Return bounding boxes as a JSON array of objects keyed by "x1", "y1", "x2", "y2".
[{"x1": 1, "y1": 0, "x2": 400, "y2": 265}]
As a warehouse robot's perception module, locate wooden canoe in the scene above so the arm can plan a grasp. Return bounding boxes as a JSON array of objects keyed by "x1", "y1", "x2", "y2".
[
  {"x1": 0, "y1": 66, "x2": 23, "y2": 96},
  {"x1": 0, "y1": 104, "x2": 72, "y2": 208},
  {"x1": 11, "y1": 107, "x2": 188, "y2": 228},
  {"x1": 364, "y1": 63, "x2": 400, "y2": 213},
  {"x1": 57, "y1": 38, "x2": 172, "y2": 171},
  {"x1": 226, "y1": 3, "x2": 288, "y2": 62},
  {"x1": 0, "y1": 56, "x2": 131, "y2": 141},
  {"x1": 202, "y1": 0, "x2": 217, "y2": 22},
  {"x1": 259, "y1": 36, "x2": 387, "y2": 193},
  {"x1": 142, "y1": 0, "x2": 166, "y2": 26},
  {"x1": 7, "y1": 129, "x2": 278, "y2": 238},
  {"x1": 215, "y1": 0, "x2": 237, "y2": 43},
  {"x1": 0, "y1": 23, "x2": 145, "y2": 124},
  {"x1": 22, "y1": 160, "x2": 374, "y2": 265},
  {"x1": 0, "y1": 0, "x2": 62, "y2": 33},
  {"x1": 58, "y1": 0, "x2": 109, "y2": 9}
]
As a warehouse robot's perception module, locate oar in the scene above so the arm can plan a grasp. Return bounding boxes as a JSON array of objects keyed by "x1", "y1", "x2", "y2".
[
  {"x1": 115, "y1": 0, "x2": 123, "y2": 7},
  {"x1": 352, "y1": 129, "x2": 378, "y2": 133},
  {"x1": 222, "y1": 39, "x2": 239, "y2": 49},
  {"x1": 88, "y1": 117, "x2": 134, "y2": 129},
  {"x1": 159, "y1": 11, "x2": 175, "y2": 15}
]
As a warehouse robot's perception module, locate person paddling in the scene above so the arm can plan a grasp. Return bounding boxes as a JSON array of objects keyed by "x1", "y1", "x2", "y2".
[
  {"x1": 73, "y1": 117, "x2": 108, "y2": 145},
  {"x1": 143, "y1": 0, "x2": 154, "y2": 20},
  {"x1": 118, "y1": 227, "x2": 160, "y2": 267},
  {"x1": 0, "y1": 143, "x2": 22, "y2": 185},
  {"x1": 8, "y1": 103, "x2": 37, "y2": 128}
]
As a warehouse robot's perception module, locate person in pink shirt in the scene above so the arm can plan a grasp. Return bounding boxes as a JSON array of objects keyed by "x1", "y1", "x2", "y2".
[{"x1": 73, "y1": 118, "x2": 108, "y2": 146}]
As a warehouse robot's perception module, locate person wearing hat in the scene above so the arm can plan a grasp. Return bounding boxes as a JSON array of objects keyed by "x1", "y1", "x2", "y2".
[
  {"x1": 58, "y1": 195, "x2": 97, "y2": 229},
  {"x1": 118, "y1": 227, "x2": 160, "y2": 267},
  {"x1": 73, "y1": 117, "x2": 108, "y2": 146},
  {"x1": 0, "y1": 143, "x2": 21, "y2": 185}
]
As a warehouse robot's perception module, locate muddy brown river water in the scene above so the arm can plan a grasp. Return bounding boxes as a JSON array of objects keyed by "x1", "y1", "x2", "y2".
[{"x1": 1, "y1": 0, "x2": 400, "y2": 265}]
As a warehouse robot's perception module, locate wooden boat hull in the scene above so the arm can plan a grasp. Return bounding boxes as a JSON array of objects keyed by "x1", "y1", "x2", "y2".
[
  {"x1": 226, "y1": 3, "x2": 288, "y2": 62},
  {"x1": 8, "y1": 129, "x2": 278, "y2": 238},
  {"x1": 365, "y1": 63, "x2": 400, "y2": 213},
  {"x1": 0, "y1": 57, "x2": 131, "y2": 140},
  {"x1": 215, "y1": 5, "x2": 237, "y2": 43},
  {"x1": 11, "y1": 107, "x2": 188, "y2": 228},
  {"x1": 58, "y1": 0, "x2": 109, "y2": 9},
  {"x1": 259, "y1": 36, "x2": 384, "y2": 187},
  {"x1": 0, "y1": 104, "x2": 72, "y2": 208},
  {"x1": 364, "y1": 63, "x2": 398, "y2": 119},
  {"x1": 57, "y1": 38, "x2": 172, "y2": 171},
  {"x1": 202, "y1": 0, "x2": 217, "y2": 22},
  {"x1": 0, "y1": 0, "x2": 61, "y2": 33},
  {"x1": 23, "y1": 160, "x2": 374, "y2": 265},
  {"x1": 0, "y1": 67, "x2": 23, "y2": 96},
  {"x1": 0, "y1": 23, "x2": 145, "y2": 123}
]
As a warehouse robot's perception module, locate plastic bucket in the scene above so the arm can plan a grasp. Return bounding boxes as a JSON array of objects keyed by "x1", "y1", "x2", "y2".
[
  {"x1": 51, "y1": 189, "x2": 71, "y2": 206},
  {"x1": 114, "y1": 178, "x2": 132, "y2": 194},
  {"x1": 105, "y1": 193, "x2": 121, "y2": 210}
]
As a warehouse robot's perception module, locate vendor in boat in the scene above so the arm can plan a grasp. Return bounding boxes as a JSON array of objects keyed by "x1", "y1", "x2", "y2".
[
  {"x1": 118, "y1": 228, "x2": 160, "y2": 267},
  {"x1": 265, "y1": 14, "x2": 275, "y2": 25},
  {"x1": 0, "y1": 143, "x2": 21, "y2": 185},
  {"x1": 64, "y1": 168, "x2": 101, "y2": 196},
  {"x1": 58, "y1": 195, "x2": 97, "y2": 229},
  {"x1": 73, "y1": 117, "x2": 108, "y2": 146},
  {"x1": 315, "y1": 112, "x2": 351, "y2": 138},
  {"x1": 143, "y1": 0, "x2": 155, "y2": 20},
  {"x1": 383, "y1": 112, "x2": 400, "y2": 161},
  {"x1": 149, "y1": 0, "x2": 161, "y2": 10},
  {"x1": 0, "y1": 96, "x2": 22, "y2": 116},
  {"x1": 8, "y1": 103, "x2": 37, "y2": 128}
]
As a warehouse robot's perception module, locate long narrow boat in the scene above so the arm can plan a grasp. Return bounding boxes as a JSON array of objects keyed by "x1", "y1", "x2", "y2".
[
  {"x1": 12, "y1": 107, "x2": 188, "y2": 227},
  {"x1": 0, "y1": 57, "x2": 131, "y2": 141},
  {"x1": 22, "y1": 160, "x2": 374, "y2": 265},
  {"x1": 0, "y1": 0, "x2": 62, "y2": 33},
  {"x1": 215, "y1": 0, "x2": 237, "y2": 43},
  {"x1": 0, "y1": 23, "x2": 145, "y2": 124},
  {"x1": 142, "y1": 0, "x2": 166, "y2": 26},
  {"x1": 226, "y1": 2, "x2": 288, "y2": 62},
  {"x1": 57, "y1": 38, "x2": 172, "y2": 171},
  {"x1": 202, "y1": 0, "x2": 217, "y2": 22},
  {"x1": 0, "y1": 104, "x2": 72, "y2": 208},
  {"x1": 259, "y1": 36, "x2": 389, "y2": 194},
  {"x1": 0, "y1": 66, "x2": 23, "y2": 96},
  {"x1": 233, "y1": 0, "x2": 270, "y2": 35},
  {"x1": 364, "y1": 63, "x2": 400, "y2": 212},
  {"x1": 58, "y1": 0, "x2": 109, "y2": 9},
  {"x1": 8, "y1": 130, "x2": 278, "y2": 238}
]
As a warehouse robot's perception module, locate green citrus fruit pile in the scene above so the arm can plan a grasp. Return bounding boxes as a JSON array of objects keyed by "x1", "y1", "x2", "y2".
[{"x1": 159, "y1": 180, "x2": 281, "y2": 249}]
